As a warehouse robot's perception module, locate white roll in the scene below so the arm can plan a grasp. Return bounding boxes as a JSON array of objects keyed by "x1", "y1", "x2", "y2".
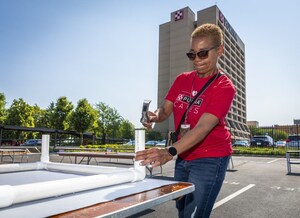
[
  {"x1": 0, "y1": 162, "x2": 39, "y2": 173},
  {"x1": 45, "y1": 162, "x2": 130, "y2": 174},
  {"x1": 3, "y1": 171, "x2": 136, "y2": 207},
  {"x1": 0, "y1": 185, "x2": 14, "y2": 208}
]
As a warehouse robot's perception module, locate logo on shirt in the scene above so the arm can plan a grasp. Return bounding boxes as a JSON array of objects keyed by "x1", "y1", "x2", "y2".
[
  {"x1": 174, "y1": 94, "x2": 203, "y2": 115},
  {"x1": 176, "y1": 94, "x2": 184, "y2": 101},
  {"x1": 181, "y1": 95, "x2": 203, "y2": 106}
]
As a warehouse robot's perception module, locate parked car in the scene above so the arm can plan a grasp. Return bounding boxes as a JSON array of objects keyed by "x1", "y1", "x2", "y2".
[
  {"x1": 250, "y1": 135, "x2": 274, "y2": 147},
  {"x1": 233, "y1": 140, "x2": 250, "y2": 147},
  {"x1": 21, "y1": 139, "x2": 42, "y2": 146},
  {"x1": 156, "y1": 139, "x2": 167, "y2": 146},
  {"x1": 286, "y1": 135, "x2": 300, "y2": 148},
  {"x1": 275, "y1": 140, "x2": 286, "y2": 147},
  {"x1": 145, "y1": 140, "x2": 158, "y2": 146},
  {"x1": 124, "y1": 140, "x2": 135, "y2": 145}
]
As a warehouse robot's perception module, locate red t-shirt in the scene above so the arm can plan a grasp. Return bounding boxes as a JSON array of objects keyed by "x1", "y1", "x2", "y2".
[{"x1": 165, "y1": 70, "x2": 236, "y2": 160}]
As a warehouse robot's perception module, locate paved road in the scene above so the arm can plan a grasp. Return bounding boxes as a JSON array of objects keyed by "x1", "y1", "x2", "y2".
[{"x1": 6, "y1": 154, "x2": 300, "y2": 218}]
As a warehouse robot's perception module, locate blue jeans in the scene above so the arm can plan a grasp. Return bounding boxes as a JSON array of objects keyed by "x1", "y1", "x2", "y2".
[{"x1": 174, "y1": 156, "x2": 229, "y2": 218}]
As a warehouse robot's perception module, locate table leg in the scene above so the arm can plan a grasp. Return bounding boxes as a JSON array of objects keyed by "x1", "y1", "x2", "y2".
[{"x1": 286, "y1": 152, "x2": 291, "y2": 174}]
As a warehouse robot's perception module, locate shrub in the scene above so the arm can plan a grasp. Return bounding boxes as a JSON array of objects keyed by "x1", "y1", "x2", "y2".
[{"x1": 233, "y1": 146, "x2": 286, "y2": 156}]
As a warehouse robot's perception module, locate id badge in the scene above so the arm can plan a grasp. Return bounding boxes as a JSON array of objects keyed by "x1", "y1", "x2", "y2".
[{"x1": 180, "y1": 123, "x2": 190, "y2": 138}]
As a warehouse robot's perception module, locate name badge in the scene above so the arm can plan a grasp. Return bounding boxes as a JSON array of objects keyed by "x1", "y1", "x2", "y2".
[{"x1": 180, "y1": 123, "x2": 190, "y2": 138}]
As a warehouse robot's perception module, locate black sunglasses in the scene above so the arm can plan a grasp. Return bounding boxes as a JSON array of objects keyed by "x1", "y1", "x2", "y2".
[{"x1": 186, "y1": 46, "x2": 216, "y2": 61}]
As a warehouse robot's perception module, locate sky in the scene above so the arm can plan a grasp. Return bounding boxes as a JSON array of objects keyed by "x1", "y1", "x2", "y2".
[{"x1": 1, "y1": 0, "x2": 300, "y2": 128}]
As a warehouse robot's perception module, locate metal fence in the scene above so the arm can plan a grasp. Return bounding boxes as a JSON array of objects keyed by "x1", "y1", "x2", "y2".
[{"x1": 248, "y1": 124, "x2": 300, "y2": 150}]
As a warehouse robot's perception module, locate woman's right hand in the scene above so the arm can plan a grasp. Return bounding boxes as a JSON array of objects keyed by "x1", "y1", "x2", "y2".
[
  {"x1": 142, "y1": 111, "x2": 158, "y2": 129},
  {"x1": 141, "y1": 101, "x2": 173, "y2": 129}
]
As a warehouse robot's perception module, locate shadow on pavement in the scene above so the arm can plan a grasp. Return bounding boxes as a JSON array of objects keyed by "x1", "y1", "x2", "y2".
[
  {"x1": 127, "y1": 209, "x2": 155, "y2": 218},
  {"x1": 286, "y1": 172, "x2": 300, "y2": 176}
]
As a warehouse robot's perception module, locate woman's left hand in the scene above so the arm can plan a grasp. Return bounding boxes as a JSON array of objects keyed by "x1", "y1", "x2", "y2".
[{"x1": 135, "y1": 148, "x2": 172, "y2": 168}]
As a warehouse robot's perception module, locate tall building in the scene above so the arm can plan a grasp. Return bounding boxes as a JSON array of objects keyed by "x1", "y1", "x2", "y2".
[{"x1": 155, "y1": 5, "x2": 250, "y2": 140}]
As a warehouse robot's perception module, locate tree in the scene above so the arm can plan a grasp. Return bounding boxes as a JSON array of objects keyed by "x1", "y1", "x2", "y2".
[
  {"x1": 70, "y1": 98, "x2": 97, "y2": 145},
  {"x1": 273, "y1": 130, "x2": 288, "y2": 142},
  {"x1": 119, "y1": 119, "x2": 135, "y2": 140},
  {"x1": 0, "y1": 93, "x2": 6, "y2": 125},
  {"x1": 107, "y1": 107, "x2": 123, "y2": 138},
  {"x1": 146, "y1": 130, "x2": 162, "y2": 141},
  {"x1": 48, "y1": 97, "x2": 73, "y2": 130},
  {"x1": 95, "y1": 102, "x2": 123, "y2": 144},
  {"x1": 32, "y1": 104, "x2": 47, "y2": 128},
  {"x1": 43, "y1": 102, "x2": 55, "y2": 128},
  {"x1": 5, "y1": 98, "x2": 34, "y2": 140}
]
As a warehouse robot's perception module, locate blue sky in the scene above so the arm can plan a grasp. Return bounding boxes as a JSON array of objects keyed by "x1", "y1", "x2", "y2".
[{"x1": 1, "y1": 0, "x2": 299, "y2": 127}]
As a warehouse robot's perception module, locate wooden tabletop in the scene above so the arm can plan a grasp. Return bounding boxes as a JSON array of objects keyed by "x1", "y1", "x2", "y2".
[{"x1": 50, "y1": 182, "x2": 193, "y2": 218}]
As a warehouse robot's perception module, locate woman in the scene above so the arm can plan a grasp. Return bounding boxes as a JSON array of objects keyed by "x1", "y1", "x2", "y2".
[{"x1": 135, "y1": 23, "x2": 236, "y2": 218}]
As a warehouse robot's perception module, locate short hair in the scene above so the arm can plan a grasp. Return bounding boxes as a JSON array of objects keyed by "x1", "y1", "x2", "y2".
[{"x1": 191, "y1": 23, "x2": 223, "y2": 47}]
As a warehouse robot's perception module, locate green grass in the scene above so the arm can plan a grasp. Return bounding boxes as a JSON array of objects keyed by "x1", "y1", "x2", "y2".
[{"x1": 233, "y1": 146, "x2": 286, "y2": 156}]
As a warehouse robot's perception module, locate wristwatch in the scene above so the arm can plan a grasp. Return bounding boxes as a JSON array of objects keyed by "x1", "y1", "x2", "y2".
[{"x1": 166, "y1": 146, "x2": 178, "y2": 160}]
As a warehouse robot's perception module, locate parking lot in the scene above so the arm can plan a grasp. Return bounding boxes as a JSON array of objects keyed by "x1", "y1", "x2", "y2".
[{"x1": 126, "y1": 156, "x2": 300, "y2": 218}]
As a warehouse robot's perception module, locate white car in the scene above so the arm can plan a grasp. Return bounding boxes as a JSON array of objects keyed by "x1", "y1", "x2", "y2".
[
  {"x1": 156, "y1": 140, "x2": 167, "y2": 146},
  {"x1": 124, "y1": 140, "x2": 135, "y2": 145},
  {"x1": 21, "y1": 139, "x2": 42, "y2": 146},
  {"x1": 145, "y1": 140, "x2": 158, "y2": 146},
  {"x1": 275, "y1": 140, "x2": 286, "y2": 147},
  {"x1": 233, "y1": 140, "x2": 250, "y2": 147}
]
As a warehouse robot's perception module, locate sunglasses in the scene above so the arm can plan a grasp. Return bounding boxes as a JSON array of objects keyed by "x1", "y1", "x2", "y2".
[{"x1": 186, "y1": 46, "x2": 216, "y2": 61}]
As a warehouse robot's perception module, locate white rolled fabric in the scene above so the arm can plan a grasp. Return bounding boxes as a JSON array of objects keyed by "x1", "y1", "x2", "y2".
[
  {"x1": 0, "y1": 162, "x2": 42, "y2": 173},
  {"x1": 0, "y1": 170, "x2": 139, "y2": 208}
]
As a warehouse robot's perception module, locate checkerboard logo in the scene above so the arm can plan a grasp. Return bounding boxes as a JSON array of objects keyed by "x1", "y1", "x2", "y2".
[{"x1": 174, "y1": 10, "x2": 184, "y2": 21}]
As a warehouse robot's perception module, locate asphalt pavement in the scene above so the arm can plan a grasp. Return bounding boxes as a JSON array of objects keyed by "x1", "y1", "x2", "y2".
[{"x1": 127, "y1": 155, "x2": 300, "y2": 218}]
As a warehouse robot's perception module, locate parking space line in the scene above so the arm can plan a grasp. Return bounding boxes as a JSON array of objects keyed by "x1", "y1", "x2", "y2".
[
  {"x1": 267, "y1": 158, "x2": 280, "y2": 164},
  {"x1": 213, "y1": 184, "x2": 255, "y2": 210}
]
